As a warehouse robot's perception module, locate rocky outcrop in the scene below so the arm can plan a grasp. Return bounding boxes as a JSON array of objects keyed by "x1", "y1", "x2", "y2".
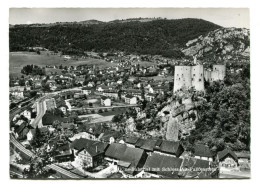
[
  {"x1": 182, "y1": 28, "x2": 250, "y2": 60},
  {"x1": 165, "y1": 115, "x2": 179, "y2": 141}
]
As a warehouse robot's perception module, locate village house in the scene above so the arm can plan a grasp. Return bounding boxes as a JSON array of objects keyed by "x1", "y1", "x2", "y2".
[
  {"x1": 124, "y1": 136, "x2": 140, "y2": 148},
  {"x1": 124, "y1": 94, "x2": 137, "y2": 105},
  {"x1": 75, "y1": 76, "x2": 85, "y2": 86},
  {"x1": 55, "y1": 97, "x2": 68, "y2": 114},
  {"x1": 87, "y1": 81, "x2": 95, "y2": 87},
  {"x1": 193, "y1": 144, "x2": 214, "y2": 162},
  {"x1": 96, "y1": 85, "x2": 108, "y2": 92},
  {"x1": 13, "y1": 120, "x2": 30, "y2": 140},
  {"x1": 60, "y1": 91, "x2": 75, "y2": 100},
  {"x1": 216, "y1": 149, "x2": 238, "y2": 169},
  {"x1": 99, "y1": 130, "x2": 123, "y2": 144},
  {"x1": 105, "y1": 143, "x2": 147, "y2": 176},
  {"x1": 21, "y1": 109, "x2": 32, "y2": 121},
  {"x1": 82, "y1": 87, "x2": 93, "y2": 95},
  {"x1": 101, "y1": 96, "x2": 111, "y2": 107},
  {"x1": 143, "y1": 153, "x2": 183, "y2": 178},
  {"x1": 125, "y1": 137, "x2": 184, "y2": 158},
  {"x1": 145, "y1": 93, "x2": 156, "y2": 102},
  {"x1": 153, "y1": 140, "x2": 184, "y2": 158},
  {"x1": 77, "y1": 123, "x2": 105, "y2": 141},
  {"x1": 55, "y1": 144, "x2": 74, "y2": 163},
  {"x1": 69, "y1": 132, "x2": 91, "y2": 142},
  {"x1": 10, "y1": 88, "x2": 24, "y2": 99},
  {"x1": 70, "y1": 138, "x2": 109, "y2": 168},
  {"x1": 235, "y1": 152, "x2": 250, "y2": 164}
]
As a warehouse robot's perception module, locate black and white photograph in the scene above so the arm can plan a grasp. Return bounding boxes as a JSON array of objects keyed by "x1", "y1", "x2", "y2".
[{"x1": 8, "y1": 7, "x2": 251, "y2": 180}]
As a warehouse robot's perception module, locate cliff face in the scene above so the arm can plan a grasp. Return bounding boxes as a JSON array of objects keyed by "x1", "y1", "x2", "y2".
[
  {"x1": 159, "y1": 91, "x2": 197, "y2": 141},
  {"x1": 182, "y1": 28, "x2": 250, "y2": 60}
]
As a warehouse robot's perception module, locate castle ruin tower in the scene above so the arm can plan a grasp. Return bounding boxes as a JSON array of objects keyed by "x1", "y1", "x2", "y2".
[
  {"x1": 212, "y1": 65, "x2": 226, "y2": 81},
  {"x1": 191, "y1": 65, "x2": 205, "y2": 91},
  {"x1": 173, "y1": 66, "x2": 192, "y2": 92}
]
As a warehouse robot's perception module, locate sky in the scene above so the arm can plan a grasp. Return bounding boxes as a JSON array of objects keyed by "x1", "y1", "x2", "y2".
[{"x1": 9, "y1": 8, "x2": 249, "y2": 28}]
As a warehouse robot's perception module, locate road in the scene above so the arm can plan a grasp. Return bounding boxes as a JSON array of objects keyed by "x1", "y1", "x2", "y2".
[{"x1": 31, "y1": 100, "x2": 46, "y2": 128}]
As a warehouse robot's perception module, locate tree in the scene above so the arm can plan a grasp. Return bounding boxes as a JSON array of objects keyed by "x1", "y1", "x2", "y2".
[
  {"x1": 52, "y1": 120, "x2": 61, "y2": 129},
  {"x1": 23, "y1": 156, "x2": 55, "y2": 178},
  {"x1": 31, "y1": 127, "x2": 45, "y2": 148},
  {"x1": 112, "y1": 114, "x2": 122, "y2": 123},
  {"x1": 188, "y1": 69, "x2": 250, "y2": 152}
]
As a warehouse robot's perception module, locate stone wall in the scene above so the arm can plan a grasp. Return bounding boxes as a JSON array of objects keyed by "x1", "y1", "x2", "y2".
[{"x1": 204, "y1": 65, "x2": 226, "y2": 83}]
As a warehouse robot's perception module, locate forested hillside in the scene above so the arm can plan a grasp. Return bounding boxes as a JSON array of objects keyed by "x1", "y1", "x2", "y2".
[
  {"x1": 186, "y1": 64, "x2": 250, "y2": 153},
  {"x1": 9, "y1": 18, "x2": 221, "y2": 57}
]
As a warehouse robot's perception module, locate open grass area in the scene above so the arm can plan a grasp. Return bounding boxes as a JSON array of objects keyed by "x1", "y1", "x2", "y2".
[
  {"x1": 138, "y1": 61, "x2": 157, "y2": 67},
  {"x1": 9, "y1": 52, "x2": 115, "y2": 77},
  {"x1": 101, "y1": 108, "x2": 127, "y2": 116}
]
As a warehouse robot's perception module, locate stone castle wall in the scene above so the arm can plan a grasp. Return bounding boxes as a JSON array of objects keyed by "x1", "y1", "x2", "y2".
[{"x1": 204, "y1": 65, "x2": 226, "y2": 83}]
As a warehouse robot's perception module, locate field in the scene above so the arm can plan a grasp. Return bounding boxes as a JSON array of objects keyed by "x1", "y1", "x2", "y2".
[{"x1": 9, "y1": 52, "x2": 115, "y2": 77}]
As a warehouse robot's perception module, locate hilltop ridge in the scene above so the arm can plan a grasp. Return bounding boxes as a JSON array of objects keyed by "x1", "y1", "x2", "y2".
[{"x1": 9, "y1": 18, "x2": 221, "y2": 57}]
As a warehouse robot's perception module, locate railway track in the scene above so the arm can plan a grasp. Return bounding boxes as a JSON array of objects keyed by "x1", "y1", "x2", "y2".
[
  {"x1": 9, "y1": 94, "x2": 84, "y2": 179},
  {"x1": 46, "y1": 164, "x2": 83, "y2": 179},
  {"x1": 10, "y1": 135, "x2": 35, "y2": 158},
  {"x1": 10, "y1": 135, "x2": 83, "y2": 179}
]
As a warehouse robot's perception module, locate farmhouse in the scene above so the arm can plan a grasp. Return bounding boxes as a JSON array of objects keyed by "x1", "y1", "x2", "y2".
[
  {"x1": 193, "y1": 144, "x2": 214, "y2": 162},
  {"x1": 143, "y1": 153, "x2": 183, "y2": 178},
  {"x1": 71, "y1": 138, "x2": 108, "y2": 168},
  {"x1": 105, "y1": 143, "x2": 147, "y2": 176},
  {"x1": 54, "y1": 143, "x2": 74, "y2": 163},
  {"x1": 216, "y1": 149, "x2": 238, "y2": 168},
  {"x1": 154, "y1": 140, "x2": 184, "y2": 158}
]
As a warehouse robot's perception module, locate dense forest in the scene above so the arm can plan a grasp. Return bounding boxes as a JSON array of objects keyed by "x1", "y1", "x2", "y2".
[
  {"x1": 9, "y1": 18, "x2": 221, "y2": 57},
  {"x1": 186, "y1": 64, "x2": 250, "y2": 153}
]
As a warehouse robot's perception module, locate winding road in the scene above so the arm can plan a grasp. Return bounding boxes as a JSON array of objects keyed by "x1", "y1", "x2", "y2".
[{"x1": 31, "y1": 100, "x2": 46, "y2": 128}]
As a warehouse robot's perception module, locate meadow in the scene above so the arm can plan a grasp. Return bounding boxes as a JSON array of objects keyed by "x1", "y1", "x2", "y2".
[
  {"x1": 9, "y1": 52, "x2": 158, "y2": 78},
  {"x1": 9, "y1": 52, "x2": 113, "y2": 77}
]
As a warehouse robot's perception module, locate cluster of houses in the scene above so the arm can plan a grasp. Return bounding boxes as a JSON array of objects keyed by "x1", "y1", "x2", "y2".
[{"x1": 42, "y1": 131, "x2": 249, "y2": 178}]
